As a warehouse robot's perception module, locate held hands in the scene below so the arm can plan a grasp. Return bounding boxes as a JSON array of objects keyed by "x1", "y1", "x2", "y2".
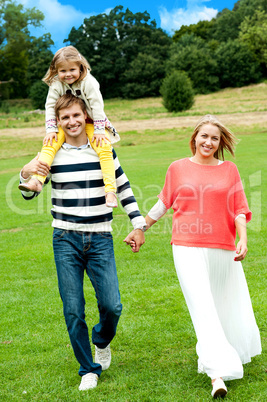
[
  {"x1": 21, "y1": 154, "x2": 50, "y2": 180},
  {"x1": 91, "y1": 133, "x2": 109, "y2": 147},
  {"x1": 43, "y1": 132, "x2": 58, "y2": 146},
  {"x1": 234, "y1": 239, "x2": 248, "y2": 261},
  {"x1": 124, "y1": 229, "x2": 145, "y2": 253}
]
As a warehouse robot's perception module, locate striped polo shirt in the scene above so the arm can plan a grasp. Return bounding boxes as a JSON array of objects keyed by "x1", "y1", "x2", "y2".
[{"x1": 20, "y1": 144, "x2": 146, "y2": 232}]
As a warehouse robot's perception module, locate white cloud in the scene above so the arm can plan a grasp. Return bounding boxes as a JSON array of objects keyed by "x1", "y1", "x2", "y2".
[
  {"x1": 38, "y1": 0, "x2": 90, "y2": 33},
  {"x1": 16, "y1": 0, "x2": 93, "y2": 49},
  {"x1": 159, "y1": 0, "x2": 218, "y2": 33}
]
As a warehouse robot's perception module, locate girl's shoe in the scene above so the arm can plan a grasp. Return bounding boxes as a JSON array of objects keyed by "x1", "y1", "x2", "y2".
[
  {"x1": 18, "y1": 178, "x2": 43, "y2": 193},
  {"x1": 211, "y1": 378, "x2": 227, "y2": 398},
  {"x1": 106, "y1": 192, "x2": 117, "y2": 208}
]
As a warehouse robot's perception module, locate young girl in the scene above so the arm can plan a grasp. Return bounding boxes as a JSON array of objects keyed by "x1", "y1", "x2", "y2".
[{"x1": 19, "y1": 46, "x2": 120, "y2": 208}]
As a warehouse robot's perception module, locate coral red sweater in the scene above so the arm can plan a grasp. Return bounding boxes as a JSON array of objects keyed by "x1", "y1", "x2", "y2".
[{"x1": 159, "y1": 158, "x2": 252, "y2": 250}]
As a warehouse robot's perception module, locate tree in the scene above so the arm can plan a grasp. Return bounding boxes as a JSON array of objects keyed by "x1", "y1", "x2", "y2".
[
  {"x1": 232, "y1": 0, "x2": 267, "y2": 14},
  {"x1": 0, "y1": 0, "x2": 51, "y2": 98},
  {"x1": 167, "y1": 34, "x2": 219, "y2": 94},
  {"x1": 122, "y1": 53, "x2": 166, "y2": 99},
  {"x1": 212, "y1": 0, "x2": 266, "y2": 42},
  {"x1": 211, "y1": 8, "x2": 242, "y2": 42},
  {"x1": 65, "y1": 6, "x2": 171, "y2": 99},
  {"x1": 26, "y1": 34, "x2": 54, "y2": 87},
  {"x1": 169, "y1": 0, "x2": 267, "y2": 92},
  {"x1": 239, "y1": 8, "x2": 267, "y2": 67},
  {"x1": 173, "y1": 19, "x2": 215, "y2": 42},
  {"x1": 160, "y1": 70, "x2": 194, "y2": 113},
  {"x1": 215, "y1": 40, "x2": 262, "y2": 88},
  {"x1": 29, "y1": 81, "x2": 48, "y2": 109}
]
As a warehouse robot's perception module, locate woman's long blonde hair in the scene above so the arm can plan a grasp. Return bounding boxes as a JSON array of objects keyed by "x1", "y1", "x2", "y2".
[
  {"x1": 42, "y1": 46, "x2": 91, "y2": 85},
  {"x1": 189, "y1": 114, "x2": 238, "y2": 160}
]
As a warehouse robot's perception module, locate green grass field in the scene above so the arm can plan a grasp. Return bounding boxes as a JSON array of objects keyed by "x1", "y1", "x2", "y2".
[
  {"x1": 0, "y1": 86, "x2": 266, "y2": 401},
  {"x1": 0, "y1": 82, "x2": 266, "y2": 129}
]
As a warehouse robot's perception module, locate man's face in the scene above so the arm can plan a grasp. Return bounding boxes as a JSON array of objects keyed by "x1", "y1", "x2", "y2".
[{"x1": 57, "y1": 104, "x2": 87, "y2": 144}]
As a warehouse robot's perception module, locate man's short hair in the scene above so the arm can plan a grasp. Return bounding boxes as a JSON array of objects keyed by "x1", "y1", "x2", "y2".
[{"x1": 55, "y1": 94, "x2": 87, "y2": 119}]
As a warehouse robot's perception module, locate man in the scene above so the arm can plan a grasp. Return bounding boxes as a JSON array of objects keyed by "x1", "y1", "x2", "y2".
[{"x1": 19, "y1": 94, "x2": 146, "y2": 391}]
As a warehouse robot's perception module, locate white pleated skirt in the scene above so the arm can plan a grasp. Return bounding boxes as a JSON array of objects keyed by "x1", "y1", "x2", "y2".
[{"x1": 172, "y1": 245, "x2": 261, "y2": 381}]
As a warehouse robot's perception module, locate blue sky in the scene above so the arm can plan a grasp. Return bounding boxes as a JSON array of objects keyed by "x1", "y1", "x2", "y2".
[{"x1": 19, "y1": 1, "x2": 237, "y2": 50}]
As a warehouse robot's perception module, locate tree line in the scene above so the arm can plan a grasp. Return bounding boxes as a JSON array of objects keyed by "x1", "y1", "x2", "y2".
[{"x1": 0, "y1": 0, "x2": 266, "y2": 108}]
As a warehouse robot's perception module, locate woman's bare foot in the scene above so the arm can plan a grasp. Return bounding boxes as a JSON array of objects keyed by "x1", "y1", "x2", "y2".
[
  {"x1": 106, "y1": 192, "x2": 117, "y2": 208},
  {"x1": 18, "y1": 178, "x2": 43, "y2": 193}
]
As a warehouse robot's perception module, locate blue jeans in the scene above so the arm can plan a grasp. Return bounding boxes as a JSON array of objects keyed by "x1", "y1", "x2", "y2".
[{"x1": 53, "y1": 229, "x2": 122, "y2": 377}]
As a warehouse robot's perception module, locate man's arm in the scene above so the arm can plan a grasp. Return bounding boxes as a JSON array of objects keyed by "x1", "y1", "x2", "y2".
[
  {"x1": 20, "y1": 155, "x2": 50, "y2": 199},
  {"x1": 21, "y1": 154, "x2": 50, "y2": 180},
  {"x1": 113, "y1": 150, "x2": 146, "y2": 252}
]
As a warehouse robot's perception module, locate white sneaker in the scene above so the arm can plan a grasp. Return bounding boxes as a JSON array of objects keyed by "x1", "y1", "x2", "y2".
[
  {"x1": 79, "y1": 373, "x2": 98, "y2": 391},
  {"x1": 95, "y1": 344, "x2": 111, "y2": 370},
  {"x1": 211, "y1": 378, "x2": 227, "y2": 398}
]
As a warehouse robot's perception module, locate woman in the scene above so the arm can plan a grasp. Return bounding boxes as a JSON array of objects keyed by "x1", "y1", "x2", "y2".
[{"x1": 128, "y1": 115, "x2": 261, "y2": 398}]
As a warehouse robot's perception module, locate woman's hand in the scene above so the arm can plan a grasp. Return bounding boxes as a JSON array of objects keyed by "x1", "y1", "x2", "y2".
[
  {"x1": 234, "y1": 216, "x2": 247, "y2": 261},
  {"x1": 43, "y1": 132, "x2": 58, "y2": 146},
  {"x1": 235, "y1": 239, "x2": 248, "y2": 261}
]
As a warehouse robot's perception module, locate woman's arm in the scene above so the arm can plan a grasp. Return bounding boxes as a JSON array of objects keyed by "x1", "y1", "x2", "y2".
[
  {"x1": 234, "y1": 216, "x2": 248, "y2": 261},
  {"x1": 145, "y1": 214, "x2": 157, "y2": 230},
  {"x1": 83, "y1": 73, "x2": 107, "y2": 136},
  {"x1": 147, "y1": 198, "x2": 167, "y2": 222}
]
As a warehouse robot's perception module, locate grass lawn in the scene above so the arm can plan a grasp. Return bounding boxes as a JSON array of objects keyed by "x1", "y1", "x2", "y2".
[
  {"x1": 0, "y1": 82, "x2": 266, "y2": 129},
  {"x1": 0, "y1": 88, "x2": 266, "y2": 401}
]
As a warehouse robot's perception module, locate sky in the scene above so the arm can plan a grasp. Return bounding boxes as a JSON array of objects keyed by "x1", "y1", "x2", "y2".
[{"x1": 18, "y1": 1, "x2": 237, "y2": 51}]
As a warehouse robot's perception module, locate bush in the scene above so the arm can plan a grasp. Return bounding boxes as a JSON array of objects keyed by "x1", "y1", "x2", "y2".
[
  {"x1": 215, "y1": 39, "x2": 263, "y2": 88},
  {"x1": 0, "y1": 101, "x2": 10, "y2": 114},
  {"x1": 29, "y1": 81, "x2": 48, "y2": 109},
  {"x1": 160, "y1": 70, "x2": 194, "y2": 112}
]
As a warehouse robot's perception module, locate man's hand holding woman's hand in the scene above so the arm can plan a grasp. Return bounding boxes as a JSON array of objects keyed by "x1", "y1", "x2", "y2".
[{"x1": 124, "y1": 229, "x2": 145, "y2": 253}]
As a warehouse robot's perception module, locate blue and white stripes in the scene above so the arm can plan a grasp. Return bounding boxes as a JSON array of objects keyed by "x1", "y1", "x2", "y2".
[{"x1": 20, "y1": 147, "x2": 145, "y2": 232}]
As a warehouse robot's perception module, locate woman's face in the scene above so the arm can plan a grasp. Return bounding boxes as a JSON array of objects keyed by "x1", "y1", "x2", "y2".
[{"x1": 194, "y1": 123, "x2": 221, "y2": 160}]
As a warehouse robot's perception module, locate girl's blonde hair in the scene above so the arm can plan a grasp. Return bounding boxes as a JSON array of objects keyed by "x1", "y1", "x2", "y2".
[
  {"x1": 42, "y1": 46, "x2": 91, "y2": 85},
  {"x1": 189, "y1": 114, "x2": 238, "y2": 160}
]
